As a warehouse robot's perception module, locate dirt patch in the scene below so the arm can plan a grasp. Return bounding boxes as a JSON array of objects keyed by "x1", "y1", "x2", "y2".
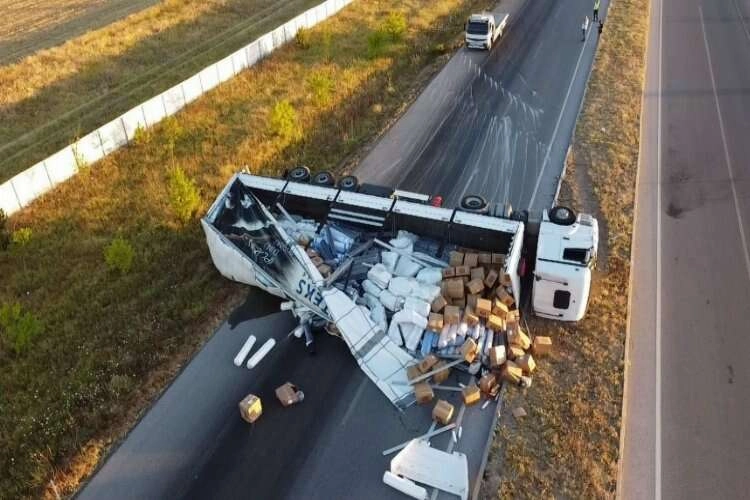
[{"x1": 481, "y1": 0, "x2": 650, "y2": 497}]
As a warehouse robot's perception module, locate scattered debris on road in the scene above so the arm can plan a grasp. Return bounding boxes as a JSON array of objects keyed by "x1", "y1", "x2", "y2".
[
  {"x1": 275, "y1": 382, "x2": 304, "y2": 407},
  {"x1": 238, "y1": 394, "x2": 263, "y2": 423}
]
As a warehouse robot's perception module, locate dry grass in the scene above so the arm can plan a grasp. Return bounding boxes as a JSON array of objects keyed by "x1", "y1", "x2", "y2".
[
  {"x1": 481, "y1": 0, "x2": 650, "y2": 497},
  {"x1": 0, "y1": 0, "x2": 486, "y2": 497},
  {"x1": 0, "y1": 0, "x2": 324, "y2": 183}
]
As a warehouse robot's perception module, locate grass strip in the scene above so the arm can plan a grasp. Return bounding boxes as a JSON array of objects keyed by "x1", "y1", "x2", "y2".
[
  {"x1": 0, "y1": 0, "x2": 489, "y2": 497},
  {"x1": 481, "y1": 0, "x2": 650, "y2": 497}
]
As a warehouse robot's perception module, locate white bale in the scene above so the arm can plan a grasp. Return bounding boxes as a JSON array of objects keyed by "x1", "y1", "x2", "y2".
[
  {"x1": 396, "y1": 230, "x2": 419, "y2": 243},
  {"x1": 438, "y1": 324, "x2": 451, "y2": 349},
  {"x1": 389, "y1": 237, "x2": 414, "y2": 254},
  {"x1": 362, "y1": 279, "x2": 383, "y2": 297},
  {"x1": 388, "y1": 276, "x2": 413, "y2": 297},
  {"x1": 412, "y1": 282, "x2": 441, "y2": 303},
  {"x1": 403, "y1": 297, "x2": 430, "y2": 318},
  {"x1": 388, "y1": 309, "x2": 428, "y2": 351},
  {"x1": 382, "y1": 251, "x2": 399, "y2": 273},
  {"x1": 246, "y1": 338, "x2": 276, "y2": 369},
  {"x1": 379, "y1": 289, "x2": 404, "y2": 312},
  {"x1": 416, "y1": 267, "x2": 443, "y2": 285},
  {"x1": 394, "y1": 258, "x2": 421, "y2": 278},
  {"x1": 368, "y1": 263, "x2": 392, "y2": 289},
  {"x1": 233, "y1": 334, "x2": 257, "y2": 366}
]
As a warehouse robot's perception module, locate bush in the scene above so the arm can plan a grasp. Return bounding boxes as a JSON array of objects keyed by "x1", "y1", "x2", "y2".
[
  {"x1": 295, "y1": 27, "x2": 311, "y2": 49},
  {"x1": 268, "y1": 100, "x2": 299, "y2": 140},
  {"x1": 308, "y1": 71, "x2": 335, "y2": 106},
  {"x1": 367, "y1": 30, "x2": 388, "y2": 59},
  {"x1": 383, "y1": 12, "x2": 407, "y2": 41},
  {"x1": 0, "y1": 303, "x2": 43, "y2": 355},
  {"x1": 11, "y1": 227, "x2": 32, "y2": 248},
  {"x1": 104, "y1": 236, "x2": 135, "y2": 274},
  {"x1": 162, "y1": 116, "x2": 187, "y2": 154},
  {"x1": 167, "y1": 166, "x2": 201, "y2": 224},
  {"x1": 0, "y1": 209, "x2": 9, "y2": 251},
  {"x1": 132, "y1": 124, "x2": 151, "y2": 146}
]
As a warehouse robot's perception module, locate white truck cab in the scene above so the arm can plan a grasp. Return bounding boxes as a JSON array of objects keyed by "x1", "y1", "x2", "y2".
[{"x1": 465, "y1": 11, "x2": 509, "y2": 50}]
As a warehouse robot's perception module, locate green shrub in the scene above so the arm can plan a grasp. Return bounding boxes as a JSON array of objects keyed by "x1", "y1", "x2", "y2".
[
  {"x1": 132, "y1": 124, "x2": 151, "y2": 146},
  {"x1": 319, "y1": 28, "x2": 333, "y2": 61},
  {"x1": 11, "y1": 227, "x2": 32, "y2": 248},
  {"x1": 308, "y1": 71, "x2": 335, "y2": 106},
  {"x1": 295, "y1": 27, "x2": 312, "y2": 49},
  {"x1": 0, "y1": 303, "x2": 43, "y2": 355},
  {"x1": 167, "y1": 166, "x2": 201, "y2": 224},
  {"x1": 104, "y1": 236, "x2": 135, "y2": 274},
  {"x1": 0, "y1": 209, "x2": 9, "y2": 251},
  {"x1": 162, "y1": 116, "x2": 186, "y2": 152},
  {"x1": 268, "y1": 100, "x2": 299, "y2": 140},
  {"x1": 367, "y1": 30, "x2": 388, "y2": 59},
  {"x1": 383, "y1": 12, "x2": 407, "y2": 41}
]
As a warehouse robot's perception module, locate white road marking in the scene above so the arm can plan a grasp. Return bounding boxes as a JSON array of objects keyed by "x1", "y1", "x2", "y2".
[
  {"x1": 699, "y1": 6, "x2": 750, "y2": 282},
  {"x1": 527, "y1": 24, "x2": 592, "y2": 209},
  {"x1": 656, "y1": 0, "x2": 664, "y2": 497},
  {"x1": 731, "y1": 0, "x2": 750, "y2": 44},
  {"x1": 340, "y1": 376, "x2": 369, "y2": 427}
]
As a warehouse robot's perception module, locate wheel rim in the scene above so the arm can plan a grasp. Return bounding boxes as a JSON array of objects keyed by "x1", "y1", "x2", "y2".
[
  {"x1": 464, "y1": 196, "x2": 483, "y2": 209},
  {"x1": 556, "y1": 208, "x2": 571, "y2": 220},
  {"x1": 340, "y1": 178, "x2": 356, "y2": 189},
  {"x1": 290, "y1": 168, "x2": 308, "y2": 179},
  {"x1": 314, "y1": 173, "x2": 331, "y2": 184}
]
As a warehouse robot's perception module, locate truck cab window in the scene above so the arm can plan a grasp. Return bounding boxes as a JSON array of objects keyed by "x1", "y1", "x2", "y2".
[
  {"x1": 467, "y1": 22, "x2": 488, "y2": 34},
  {"x1": 553, "y1": 290, "x2": 571, "y2": 309},
  {"x1": 563, "y1": 247, "x2": 589, "y2": 264}
]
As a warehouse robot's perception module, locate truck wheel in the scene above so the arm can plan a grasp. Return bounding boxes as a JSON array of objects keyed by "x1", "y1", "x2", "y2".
[
  {"x1": 492, "y1": 203, "x2": 513, "y2": 218},
  {"x1": 460, "y1": 194, "x2": 489, "y2": 214},
  {"x1": 549, "y1": 206, "x2": 577, "y2": 226},
  {"x1": 287, "y1": 166, "x2": 311, "y2": 183},
  {"x1": 337, "y1": 175, "x2": 359, "y2": 191},
  {"x1": 312, "y1": 171, "x2": 336, "y2": 186}
]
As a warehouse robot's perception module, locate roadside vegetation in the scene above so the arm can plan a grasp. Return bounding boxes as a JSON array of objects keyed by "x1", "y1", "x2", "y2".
[
  {"x1": 0, "y1": 0, "x2": 324, "y2": 183},
  {"x1": 482, "y1": 0, "x2": 650, "y2": 497},
  {"x1": 0, "y1": 0, "x2": 489, "y2": 497}
]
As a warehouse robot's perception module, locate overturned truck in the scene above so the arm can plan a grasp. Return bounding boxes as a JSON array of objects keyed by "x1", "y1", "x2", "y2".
[{"x1": 202, "y1": 170, "x2": 598, "y2": 407}]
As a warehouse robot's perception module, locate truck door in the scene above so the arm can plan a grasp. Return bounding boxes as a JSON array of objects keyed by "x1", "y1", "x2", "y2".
[{"x1": 532, "y1": 260, "x2": 591, "y2": 321}]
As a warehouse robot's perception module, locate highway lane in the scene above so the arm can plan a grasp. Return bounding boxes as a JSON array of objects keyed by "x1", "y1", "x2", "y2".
[
  {"x1": 355, "y1": 0, "x2": 607, "y2": 213},
  {"x1": 620, "y1": 0, "x2": 750, "y2": 497}
]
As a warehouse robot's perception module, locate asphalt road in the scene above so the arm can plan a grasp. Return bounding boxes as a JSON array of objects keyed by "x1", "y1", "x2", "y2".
[
  {"x1": 355, "y1": 0, "x2": 606, "y2": 213},
  {"x1": 620, "y1": 0, "x2": 750, "y2": 498},
  {"x1": 79, "y1": 0, "x2": 610, "y2": 498}
]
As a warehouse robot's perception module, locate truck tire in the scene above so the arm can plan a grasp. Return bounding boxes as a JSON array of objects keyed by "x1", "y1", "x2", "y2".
[
  {"x1": 287, "y1": 166, "x2": 311, "y2": 183},
  {"x1": 492, "y1": 203, "x2": 513, "y2": 218},
  {"x1": 460, "y1": 195, "x2": 489, "y2": 214},
  {"x1": 337, "y1": 175, "x2": 359, "y2": 191},
  {"x1": 312, "y1": 171, "x2": 336, "y2": 186},
  {"x1": 549, "y1": 206, "x2": 577, "y2": 226}
]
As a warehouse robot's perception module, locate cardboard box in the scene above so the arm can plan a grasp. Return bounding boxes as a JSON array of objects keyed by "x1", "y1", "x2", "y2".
[
  {"x1": 463, "y1": 253, "x2": 479, "y2": 268},
  {"x1": 505, "y1": 314, "x2": 519, "y2": 331},
  {"x1": 496, "y1": 287, "x2": 515, "y2": 307},
  {"x1": 462, "y1": 384, "x2": 481, "y2": 406},
  {"x1": 463, "y1": 306, "x2": 479, "y2": 326},
  {"x1": 431, "y1": 295, "x2": 448, "y2": 313},
  {"x1": 532, "y1": 336, "x2": 553, "y2": 357},
  {"x1": 487, "y1": 314, "x2": 505, "y2": 331},
  {"x1": 407, "y1": 364, "x2": 421, "y2": 383},
  {"x1": 506, "y1": 308, "x2": 520, "y2": 322},
  {"x1": 449, "y1": 251, "x2": 465, "y2": 266},
  {"x1": 501, "y1": 361, "x2": 523, "y2": 385},
  {"x1": 454, "y1": 265, "x2": 471, "y2": 277},
  {"x1": 414, "y1": 382, "x2": 435, "y2": 404},
  {"x1": 476, "y1": 298, "x2": 492, "y2": 317},
  {"x1": 275, "y1": 382, "x2": 303, "y2": 407},
  {"x1": 492, "y1": 299, "x2": 509, "y2": 318},
  {"x1": 451, "y1": 296, "x2": 466, "y2": 309},
  {"x1": 479, "y1": 373, "x2": 498, "y2": 394},
  {"x1": 317, "y1": 264, "x2": 332, "y2": 277},
  {"x1": 442, "y1": 267, "x2": 456, "y2": 278},
  {"x1": 461, "y1": 338, "x2": 479, "y2": 363},
  {"x1": 508, "y1": 345, "x2": 526, "y2": 360},
  {"x1": 432, "y1": 399, "x2": 455, "y2": 425},
  {"x1": 445, "y1": 279, "x2": 465, "y2": 299},
  {"x1": 418, "y1": 354, "x2": 439, "y2": 373},
  {"x1": 310, "y1": 255, "x2": 324, "y2": 266},
  {"x1": 306, "y1": 248, "x2": 319, "y2": 257},
  {"x1": 484, "y1": 269, "x2": 499, "y2": 288},
  {"x1": 517, "y1": 353, "x2": 536, "y2": 374},
  {"x1": 467, "y1": 294, "x2": 479, "y2": 309},
  {"x1": 470, "y1": 267, "x2": 485, "y2": 281},
  {"x1": 490, "y1": 345, "x2": 507, "y2": 367},
  {"x1": 492, "y1": 253, "x2": 505, "y2": 265},
  {"x1": 433, "y1": 361, "x2": 450, "y2": 384},
  {"x1": 239, "y1": 394, "x2": 263, "y2": 423},
  {"x1": 428, "y1": 313, "x2": 444, "y2": 331},
  {"x1": 511, "y1": 329, "x2": 532, "y2": 350},
  {"x1": 444, "y1": 305, "x2": 461, "y2": 325},
  {"x1": 478, "y1": 252, "x2": 492, "y2": 264},
  {"x1": 501, "y1": 272, "x2": 513, "y2": 286},
  {"x1": 466, "y1": 278, "x2": 484, "y2": 295}
]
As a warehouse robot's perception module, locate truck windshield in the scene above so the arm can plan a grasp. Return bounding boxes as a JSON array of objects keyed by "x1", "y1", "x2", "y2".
[{"x1": 467, "y1": 21, "x2": 489, "y2": 35}]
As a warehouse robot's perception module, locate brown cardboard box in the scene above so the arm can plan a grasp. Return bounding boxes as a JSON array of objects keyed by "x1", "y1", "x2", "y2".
[
  {"x1": 511, "y1": 329, "x2": 531, "y2": 350},
  {"x1": 506, "y1": 308, "x2": 520, "y2": 322},
  {"x1": 306, "y1": 248, "x2": 319, "y2": 257},
  {"x1": 239, "y1": 394, "x2": 263, "y2": 423},
  {"x1": 418, "y1": 354, "x2": 439, "y2": 373},
  {"x1": 467, "y1": 294, "x2": 479, "y2": 309},
  {"x1": 428, "y1": 313, "x2": 444, "y2": 331},
  {"x1": 451, "y1": 297, "x2": 466, "y2": 309},
  {"x1": 449, "y1": 251, "x2": 465, "y2": 266},
  {"x1": 476, "y1": 298, "x2": 492, "y2": 317},
  {"x1": 445, "y1": 279, "x2": 465, "y2": 299},
  {"x1": 501, "y1": 361, "x2": 523, "y2": 384},
  {"x1": 517, "y1": 353, "x2": 536, "y2": 374},
  {"x1": 407, "y1": 364, "x2": 421, "y2": 383},
  {"x1": 460, "y1": 276, "x2": 469, "y2": 286},
  {"x1": 442, "y1": 267, "x2": 456, "y2": 278},
  {"x1": 466, "y1": 278, "x2": 484, "y2": 295},
  {"x1": 484, "y1": 269, "x2": 499, "y2": 288},
  {"x1": 496, "y1": 287, "x2": 515, "y2": 307},
  {"x1": 432, "y1": 399, "x2": 455, "y2": 424},
  {"x1": 433, "y1": 361, "x2": 450, "y2": 384},
  {"x1": 532, "y1": 336, "x2": 553, "y2": 357},
  {"x1": 462, "y1": 384, "x2": 481, "y2": 406},
  {"x1": 444, "y1": 305, "x2": 461, "y2": 325},
  {"x1": 310, "y1": 255, "x2": 324, "y2": 266},
  {"x1": 500, "y1": 272, "x2": 513, "y2": 286},
  {"x1": 275, "y1": 382, "x2": 303, "y2": 407},
  {"x1": 492, "y1": 253, "x2": 505, "y2": 264},
  {"x1": 487, "y1": 314, "x2": 505, "y2": 331},
  {"x1": 505, "y1": 314, "x2": 519, "y2": 331},
  {"x1": 470, "y1": 267, "x2": 485, "y2": 281},
  {"x1": 508, "y1": 345, "x2": 526, "y2": 360},
  {"x1": 490, "y1": 345, "x2": 507, "y2": 367},
  {"x1": 431, "y1": 295, "x2": 448, "y2": 313},
  {"x1": 463, "y1": 253, "x2": 479, "y2": 268},
  {"x1": 479, "y1": 373, "x2": 498, "y2": 394},
  {"x1": 478, "y1": 252, "x2": 492, "y2": 264},
  {"x1": 492, "y1": 299, "x2": 509, "y2": 318},
  {"x1": 463, "y1": 306, "x2": 479, "y2": 326},
  {"x1": 317, "y1": 264, "x2": 332, "y2": 277},
  {"x1": 454, "y1": 265, "x2": 471, "y2": 277},
  {"x1": 414, "y1": 382, "x2": 435, "y2": 404},
  {"x1": 461, "y1": 338, "x2": 479, "y2": 363}
]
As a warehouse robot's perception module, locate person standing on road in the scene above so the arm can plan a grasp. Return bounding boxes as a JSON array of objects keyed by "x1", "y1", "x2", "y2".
[
  {"x1": 593, "y1": 0, "x2": 600, "y2": 21},
  {"x1": 582, "y1": 16, "x2": 589, "y2": 41}
]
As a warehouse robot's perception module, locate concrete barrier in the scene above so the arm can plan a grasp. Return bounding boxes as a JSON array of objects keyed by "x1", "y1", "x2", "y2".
[{"x1": 0, "y1": 0, "x2": 354, "y2": 216}]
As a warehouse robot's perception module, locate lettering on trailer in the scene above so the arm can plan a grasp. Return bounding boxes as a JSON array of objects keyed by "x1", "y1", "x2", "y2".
[{"x1": 296, "y1": 278, "x2": 326, "y2": 310}]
